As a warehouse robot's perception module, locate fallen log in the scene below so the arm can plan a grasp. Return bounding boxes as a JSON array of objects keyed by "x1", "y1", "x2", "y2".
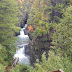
[
  {"x1": 5, "y1": 58, "x2": 19, "y2": 72},
  {"x1": 11, "y1": 58, "x2": 19, "y2": 67}
]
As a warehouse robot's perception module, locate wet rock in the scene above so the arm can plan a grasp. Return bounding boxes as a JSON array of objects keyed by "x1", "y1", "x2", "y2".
[{"x1": 15, "y1": 32, "x2": 20, "y2": 36}]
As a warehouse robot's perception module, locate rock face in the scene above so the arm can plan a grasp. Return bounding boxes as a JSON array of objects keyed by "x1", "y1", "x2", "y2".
[
  {"x1": 18, "y1": 12, "x2": 28, "y2": 28},
  {"x1": 24, "y1": 27, "x2": 29, "y2": 35},
  {"x1": 15, "y1": 32, "x2": 20, "y2": 36}
]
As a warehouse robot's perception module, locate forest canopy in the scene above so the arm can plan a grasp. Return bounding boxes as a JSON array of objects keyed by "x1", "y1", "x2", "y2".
[
  {"x1": 0, "y1": 0, "x2": 21, "y2": 71},
  {"x1": 0, "y1": 0, "x2": 72, "y2": 72}
]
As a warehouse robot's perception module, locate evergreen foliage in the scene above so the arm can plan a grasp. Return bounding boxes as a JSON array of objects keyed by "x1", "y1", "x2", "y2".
[
  {"x1": 0, "y1": 0, "x2": 20, "y2": 70},
  {"x1": 26, "y1": 0, "x2": 72, "y2": 72},
  {"x1": 51, "y1": 5, "x2": 72, "y2": 60},
  {"x1": 34, "y1": 51, "x2": 72, "y2": 72},
  {"x1": 10, "y1": 51, "x2": 72, "y2": 72},
  {"x1": 10, "y1": 64, "x2": 33, "y2": 72},
  {"x1": 0, "y1": 0, "x2": 72, "y2": 72}
]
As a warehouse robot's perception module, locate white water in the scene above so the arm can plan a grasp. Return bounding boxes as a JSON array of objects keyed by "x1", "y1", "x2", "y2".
[{"x1": 14, "y1": 24, "x2": 30, "y2": 64}]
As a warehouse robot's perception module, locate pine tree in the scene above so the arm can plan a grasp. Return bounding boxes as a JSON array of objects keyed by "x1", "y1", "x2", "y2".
[
  {"x1": 51, "y1": 5, "x2": 72, "y2": 60},
  {"x1": 0, "y1": 0, "x2": 20, "y2": 65}
]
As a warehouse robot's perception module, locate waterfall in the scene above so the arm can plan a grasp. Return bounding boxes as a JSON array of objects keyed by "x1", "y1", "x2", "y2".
[
  {"x1": 14, "y1": 24, "x2": 30, "y2": 64},
  {"x1": 20, "y1": 28, "x2": 25, "y2": 36}
]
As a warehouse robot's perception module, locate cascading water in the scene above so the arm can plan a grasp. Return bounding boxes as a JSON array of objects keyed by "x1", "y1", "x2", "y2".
[{"x1": 14, "y1": 24, "x2": 30, "y2": 64}]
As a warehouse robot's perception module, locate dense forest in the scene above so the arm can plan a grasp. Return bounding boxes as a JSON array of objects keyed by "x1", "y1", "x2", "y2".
[{"x1": 0, "y1": 0, "x2": 72, "y2": 72}]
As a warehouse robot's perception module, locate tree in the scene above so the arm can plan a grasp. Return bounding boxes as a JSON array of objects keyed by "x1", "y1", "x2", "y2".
[
  {"x1": 34, "y1": 51, "x2": 72, "y2": 72},
  {"x1": 0, "y1": 0, "x2": 20, "y2": 65},
  {"x1": 51, "y1": 5, "x2": 72, "y2": 60}
]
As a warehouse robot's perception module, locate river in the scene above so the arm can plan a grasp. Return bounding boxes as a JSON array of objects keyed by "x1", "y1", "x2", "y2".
[{"x1": 13, "y1": 24, "x2": 30, "y2": 64}]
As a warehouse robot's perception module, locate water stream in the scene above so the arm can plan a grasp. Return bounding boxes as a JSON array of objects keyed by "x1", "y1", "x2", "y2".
[{"x1": 14, "y1": 24, "x2": 30, "y2": 64}]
